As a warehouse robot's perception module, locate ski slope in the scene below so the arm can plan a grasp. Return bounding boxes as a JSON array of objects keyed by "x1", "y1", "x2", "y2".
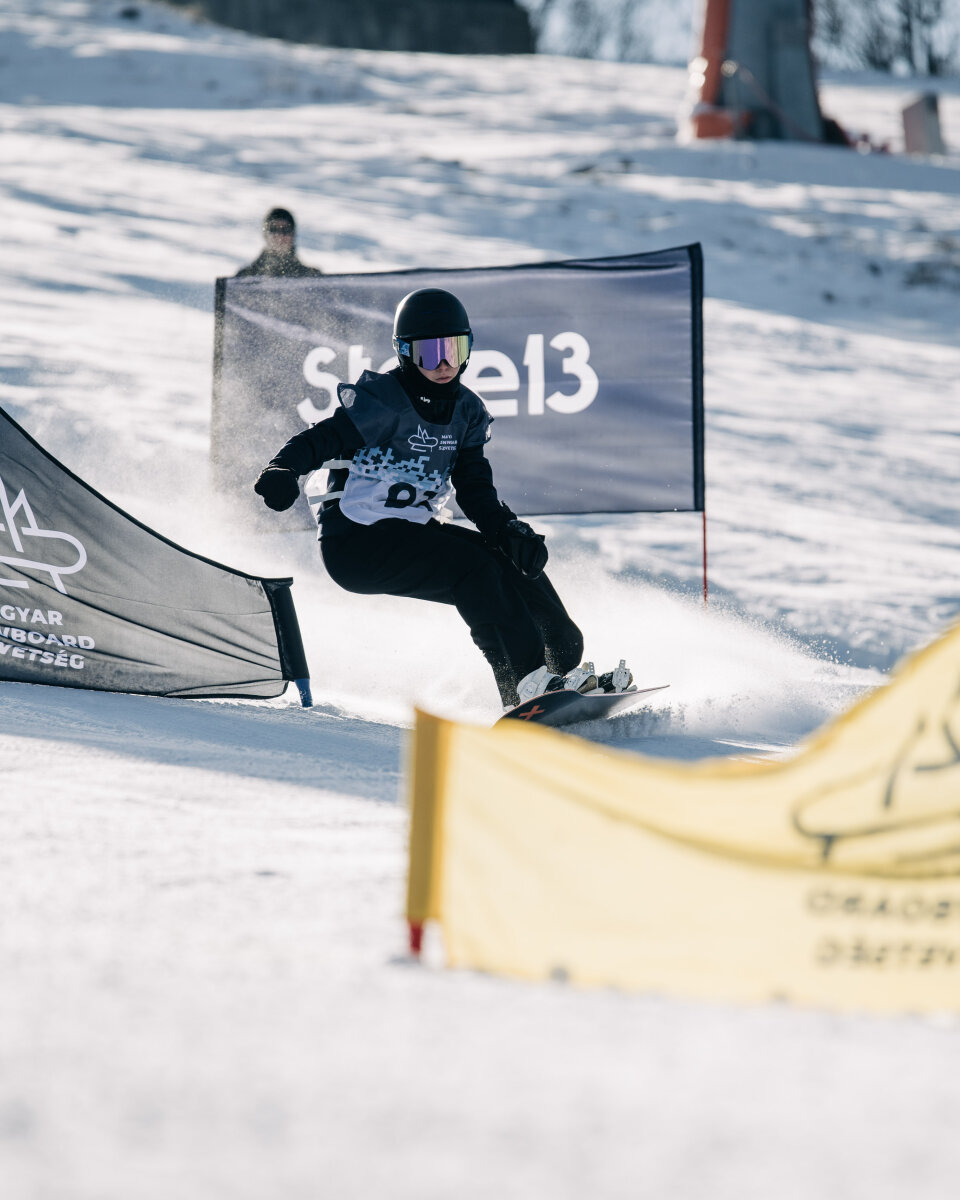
[{"x1": 2, "y1": 3, "x2": 960, "y2": 1197}]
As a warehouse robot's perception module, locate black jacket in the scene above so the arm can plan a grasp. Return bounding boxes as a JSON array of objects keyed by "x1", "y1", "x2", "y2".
[
  {"x1": 235, "y1": 251, "x2": 323, "y2": 278},
  {"x1": 268, "y1": 367, "x2": 512, "y2": 539}
]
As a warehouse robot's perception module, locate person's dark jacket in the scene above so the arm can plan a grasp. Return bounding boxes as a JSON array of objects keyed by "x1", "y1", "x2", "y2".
[{"x1": 235, "y1": 251, "x2": 323, "y2": 278}]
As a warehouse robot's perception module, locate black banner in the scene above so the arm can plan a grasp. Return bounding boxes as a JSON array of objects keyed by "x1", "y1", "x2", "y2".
[
  {"x1": 0, "y1": 406, "x2": 308, "y2": 699},
  {"x1": 212, "y1": 245, "x2": 704, "y2": 526}
]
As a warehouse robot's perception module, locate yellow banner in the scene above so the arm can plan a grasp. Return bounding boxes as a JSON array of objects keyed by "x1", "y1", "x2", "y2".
[{"x1": 407, "y1": 622, "x2": 960, "y2": 1012}]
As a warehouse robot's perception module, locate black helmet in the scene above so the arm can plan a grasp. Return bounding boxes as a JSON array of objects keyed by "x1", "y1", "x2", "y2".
[{"x1": 393, "y1": 288, "x2": 470, "y2": 340}]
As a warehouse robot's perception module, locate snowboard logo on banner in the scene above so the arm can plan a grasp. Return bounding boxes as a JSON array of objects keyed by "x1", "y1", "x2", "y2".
[
  {"x1": 0, "y1": 473, "x2": 87, "y2": 594},
  {"x1": 791, "y1": 696, "x2": 960, "y2": 875}
]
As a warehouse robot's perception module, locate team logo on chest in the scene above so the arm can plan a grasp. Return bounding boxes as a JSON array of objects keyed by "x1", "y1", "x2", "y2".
[
  {"x1": 408, "y1": 426, "x2": 438, "y2": 453},
  {"x1": 407, "y1": 426, "x2": 458, "y2": 455}
]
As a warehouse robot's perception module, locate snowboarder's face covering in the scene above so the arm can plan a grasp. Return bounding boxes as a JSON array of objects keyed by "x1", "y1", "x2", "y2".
[{"x1": 398, "y1": 333, "x2": 472, "y2": 373}]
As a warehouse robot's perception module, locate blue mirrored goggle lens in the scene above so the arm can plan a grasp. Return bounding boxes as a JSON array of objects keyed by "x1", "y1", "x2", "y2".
[{"x1": 410, "y1": 334, "x2": 471, "y2": 370}]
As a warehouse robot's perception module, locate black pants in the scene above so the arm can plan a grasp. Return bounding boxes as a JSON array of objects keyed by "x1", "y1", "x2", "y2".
[{"x1": 321, "y1": 519, "x2": 583, "y2": 705}]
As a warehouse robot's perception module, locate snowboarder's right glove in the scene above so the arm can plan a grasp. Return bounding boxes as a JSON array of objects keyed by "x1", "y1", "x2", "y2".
[
  {"x1": 498, "y1": 518, "x2": 548, "y2": 580},
  {"x1": 254, "y1": 466, "x2": 300, "y2": 512}
]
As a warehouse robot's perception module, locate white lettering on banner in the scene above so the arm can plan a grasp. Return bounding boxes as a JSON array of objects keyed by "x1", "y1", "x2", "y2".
[
  {"x1": 543, "y1": 332, "x2": 599, "y2": 414},
  {"x1": 0, "y1": 606, "x2": 63, "y2": 624},
  {"x1": 0, "y1": 626, "x2": 95, "y2": 649},
  {"x1": 524, "y1": 334, "x2": 546, "y2": 416},
  {"x1": 299, "y1": 345, "x2": 399, "y2": 425},
  {"x1": 298, "y1": 334, "x2": 598, "y2": 426},
  {"x1": 465, "y1": 334, "x2": 598, "y2": 418},
  {"x1": 0, "y1": 474, "x2": 87, "y2": 594},
  {"x1": 464, "y1": 351, "x2": 520, "y2": 418},
  {"x1": 299, "y1": 346, "x2": 338, "y2": 423},
  {"x1": 0, "y1": 621, "x2": 94, "y2": 673},
  {"x1": 460, "y1": 333, "x2": 598, "y2": 416}
]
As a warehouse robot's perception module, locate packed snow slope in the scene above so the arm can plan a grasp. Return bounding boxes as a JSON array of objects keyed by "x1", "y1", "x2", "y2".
[{"x1": 2, "y1": 3, "x2": 960, "y2": 1198}]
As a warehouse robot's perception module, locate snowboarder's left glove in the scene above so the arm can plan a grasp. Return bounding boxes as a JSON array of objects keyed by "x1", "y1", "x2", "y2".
[
  {"x1": 498, "y1": 518, "x2": 548, "y2": 579},
  {"x1": 254, "y1": 466, "x2": 300, "y2": 511}
]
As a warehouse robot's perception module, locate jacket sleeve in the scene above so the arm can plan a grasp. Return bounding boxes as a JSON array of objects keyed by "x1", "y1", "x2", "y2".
[
  {"x1": 451, "y1": 444, "x2": 515, "y2": 541},
  {"x1": 267, "y1": 407, "x2": 364, "y2": 476}
]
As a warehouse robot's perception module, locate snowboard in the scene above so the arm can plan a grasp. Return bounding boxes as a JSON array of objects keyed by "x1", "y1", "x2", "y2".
[{"x1": 497, "y1": 685, "x2": 669, "y2": 729}]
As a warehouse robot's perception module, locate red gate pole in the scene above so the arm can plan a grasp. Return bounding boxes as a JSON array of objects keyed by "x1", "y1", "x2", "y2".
[{"x1": 702, "y1": 507, "x2": 709, "y2": 606}]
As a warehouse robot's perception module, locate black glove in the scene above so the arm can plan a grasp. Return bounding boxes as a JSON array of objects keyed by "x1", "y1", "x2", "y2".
[
  {"x1": 498, "y1": 518, "x2": 548, "y2": 579},
  {"x1": 254, "y1": 467, "x2": 300, "y2": 512}
]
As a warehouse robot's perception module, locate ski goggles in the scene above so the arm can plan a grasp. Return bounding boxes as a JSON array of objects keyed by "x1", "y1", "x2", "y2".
[{"x1": 397, "y1": 333, "x2": 473, "y2": 371}]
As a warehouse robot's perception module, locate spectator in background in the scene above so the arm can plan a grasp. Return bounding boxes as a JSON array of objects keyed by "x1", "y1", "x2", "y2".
[{"x1": 235, "y1": 208, "x2": 323, "y2": 278}]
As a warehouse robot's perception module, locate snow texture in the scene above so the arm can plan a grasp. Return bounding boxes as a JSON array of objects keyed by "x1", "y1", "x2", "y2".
[{"x1": 1, "y1": 2, "x2": 959, "y2": 1197}]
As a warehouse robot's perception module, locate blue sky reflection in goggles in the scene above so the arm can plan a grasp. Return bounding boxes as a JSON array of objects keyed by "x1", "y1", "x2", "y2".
[{"x1": 401, "y1": 333, "x2": 473, "y2": 370}]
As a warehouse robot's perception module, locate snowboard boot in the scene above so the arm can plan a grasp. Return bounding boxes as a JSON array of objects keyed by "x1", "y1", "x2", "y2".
[
  {"x1": 562, "y1": 662, "x2": 599, "y2": 693},
  {"x1": 597, "y1": 660, "x2": 635, "y2": 694},
  {"x1": 516, "y1": 662, "x2": 599, "y2": 705},
  {"x1": 516, "y1": 664, "x2": 559, "y2": 704}
]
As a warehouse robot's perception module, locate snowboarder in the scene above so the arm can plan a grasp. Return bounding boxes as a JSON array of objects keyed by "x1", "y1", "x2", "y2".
[{"x1": 253, "y1": 287, "x2": 632, "y2": 708}]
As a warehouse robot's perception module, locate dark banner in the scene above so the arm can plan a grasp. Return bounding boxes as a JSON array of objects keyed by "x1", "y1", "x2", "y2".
[
  {"x1": 212, "y1": 245, "x2": 704, "y2": 526},
  {"x1": 0, "y1": 406, "x2": 309, "y2": 699}
]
